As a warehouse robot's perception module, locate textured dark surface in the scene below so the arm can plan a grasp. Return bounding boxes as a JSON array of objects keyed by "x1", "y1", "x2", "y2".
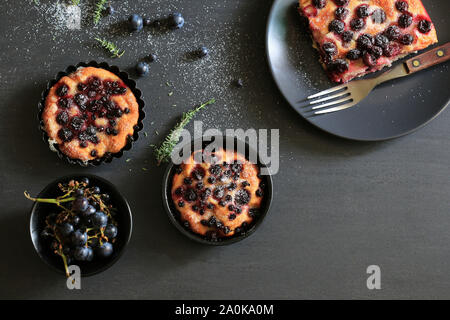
[{"x1": 0, "y1": 0, "x2": 449, "y2": 299}]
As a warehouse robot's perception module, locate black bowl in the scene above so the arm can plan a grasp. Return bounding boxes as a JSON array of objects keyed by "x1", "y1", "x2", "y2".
[
  {"x1": 162, "y1": 136, "x2": 274, "y2": 245},
  {"x1": 29, "y1": 174, "x2": 133, "y2": 276}
]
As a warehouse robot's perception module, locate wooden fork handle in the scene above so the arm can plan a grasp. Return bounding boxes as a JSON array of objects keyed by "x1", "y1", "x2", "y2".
[{"x1": 405, "y1": 42, "x2": 450, "y2": 74}]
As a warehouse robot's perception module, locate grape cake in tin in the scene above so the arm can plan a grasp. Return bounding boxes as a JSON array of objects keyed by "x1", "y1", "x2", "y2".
[
  {"x1": 171, "y1": 148, "x2": 264, "y2": 238},
  {"x1": 163, "y1": 137, "x2": 273, "y2": 245},
  {"x1": 298, "y1": 0, "x2": 438, "y2": 83},
  {"x1": 39, "y1": 62, "x2": 145, "y2": 166}
]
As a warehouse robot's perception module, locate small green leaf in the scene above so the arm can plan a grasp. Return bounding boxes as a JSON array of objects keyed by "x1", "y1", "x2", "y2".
[
  {"x1": 95, "y1": 38, "x2": 125, "y2": 58},
  {"x1": 93, "y1": 0, "x2": 108, "y2": 25}
]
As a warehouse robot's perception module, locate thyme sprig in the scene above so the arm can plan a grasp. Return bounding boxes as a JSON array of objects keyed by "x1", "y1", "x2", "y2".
[
  {"x1": 95, "y1": 37, "x2": 125, "y2": 58},
  {"x1": 93, "y1": 0, "x2": 108, "y2": 25},
  {"x1": 153, "y1": 98, "x2": 216, "y2": 165}
]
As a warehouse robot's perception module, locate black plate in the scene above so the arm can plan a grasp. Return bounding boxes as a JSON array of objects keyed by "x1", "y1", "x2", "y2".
[
  {"x1": 267, "y1": 0, "x2": 450, "y2": 141},
  {"x1": 29, "y1": 174, "x2": 133, "y2": 277},
  {"x1": 162, "y1": 136, "x2": 273, "y2": 246}
]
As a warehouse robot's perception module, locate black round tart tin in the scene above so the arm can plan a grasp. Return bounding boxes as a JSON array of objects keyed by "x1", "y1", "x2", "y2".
[
  {"x1": 38, "y1": 61, "x2": 146, "y2": 166},
  {"x1": 162, "y1": 136, "x2": 273, "y2": 246},
  {"x1": 29, "y1": 174, "x2": 133, "y2": 277}
]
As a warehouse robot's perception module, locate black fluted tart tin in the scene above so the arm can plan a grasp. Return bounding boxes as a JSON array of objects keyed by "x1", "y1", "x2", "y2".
[
  {"x1": 162, "y1": 136, "x2": 273, "y2": 246},
  {"x1": 29, "y1": 174, "x2": 133, "y2": 277},
  {"x1": 37, "y1": 61, "x2": 146, "y2": 166}
]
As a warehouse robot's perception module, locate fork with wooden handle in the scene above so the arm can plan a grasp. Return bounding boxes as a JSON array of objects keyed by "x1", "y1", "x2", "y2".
[{"x1": 302, "y1": 42, "x2": 450, "y2": 116}]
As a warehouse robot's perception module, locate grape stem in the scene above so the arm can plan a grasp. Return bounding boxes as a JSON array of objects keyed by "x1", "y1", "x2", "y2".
[
  {"x1": 54, "y1": 234, "x2": 70, "y2": 278},
  {"x1": 60, "y1": 250, "x2": 70, "y2": 278},
  {"x1": 24, "y1": 191, "x2": 75, "y2": 205}
]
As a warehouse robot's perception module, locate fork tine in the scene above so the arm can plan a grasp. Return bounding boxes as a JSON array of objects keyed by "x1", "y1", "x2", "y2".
[
  {"x1": 311, "y1": 96, "x2": 353, "y2": 110},
  {"x1": 307, "y1": 84, "x2": 348, "y2": 99},
  {"x1": 306, "y1": 91, "x2": 351, "y2": 106},
  {"x1": 314, "y1": 101, "x2": 357, "y2": 115}
]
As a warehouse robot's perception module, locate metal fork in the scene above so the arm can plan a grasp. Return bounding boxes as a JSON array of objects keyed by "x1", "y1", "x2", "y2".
[{"x1": 301, "y1": 42, "x2": 450, "y2": 116}]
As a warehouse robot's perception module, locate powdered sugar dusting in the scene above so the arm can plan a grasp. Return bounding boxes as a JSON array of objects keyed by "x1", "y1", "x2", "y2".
[{"x1": 1, "y1": 0, "x2": 270, "y2": 140}]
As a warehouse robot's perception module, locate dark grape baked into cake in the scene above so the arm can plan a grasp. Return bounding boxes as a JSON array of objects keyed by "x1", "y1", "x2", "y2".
[
  {"x1": 298, "y1": 0, "x2": 438, "y2": 83},
  {"x1": 42, "y1": 67, "x2": 139, "y2": 162},
  {"x1": 171, "y1": 149, "x2": 264, "y2": 238}
]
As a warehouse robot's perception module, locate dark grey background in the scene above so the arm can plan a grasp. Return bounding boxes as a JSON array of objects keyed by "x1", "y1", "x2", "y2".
[{"x1": 0, "y1": 0, "x2": 449, "y2": 299}]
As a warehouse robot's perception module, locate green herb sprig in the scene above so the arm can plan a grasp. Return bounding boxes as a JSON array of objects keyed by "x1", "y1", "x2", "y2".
[
  {"x1": 93, "y1": 0, "x2": 108, "y2": 25},
  {"x1": 95, "y1": 38, "x2": 125, "y2": 58},
  {"x1": 153, "y1": 98, "x2": 216, "y2": 165}
]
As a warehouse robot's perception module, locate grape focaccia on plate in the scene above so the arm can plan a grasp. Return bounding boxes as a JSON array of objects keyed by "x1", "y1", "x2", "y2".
[{"x1": 298, "y1": 0, "x2": 438, "y2": 83}]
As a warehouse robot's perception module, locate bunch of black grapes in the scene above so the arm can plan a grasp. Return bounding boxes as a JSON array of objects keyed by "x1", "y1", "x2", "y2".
[{"x1": 26, "y1": 178, "x2": 118, "y2": 277}]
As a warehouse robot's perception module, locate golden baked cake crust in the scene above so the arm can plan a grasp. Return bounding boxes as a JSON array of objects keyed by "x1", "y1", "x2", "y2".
[
  {"x1": 298, "y1": 0, "x2": 438, "y2": 82},
  {"x1": 43, "y1": 67, "x2": 139, "y2": 162},
  {"x1": 171, "y1": 148, "x2": 264, "y2": 238}
]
